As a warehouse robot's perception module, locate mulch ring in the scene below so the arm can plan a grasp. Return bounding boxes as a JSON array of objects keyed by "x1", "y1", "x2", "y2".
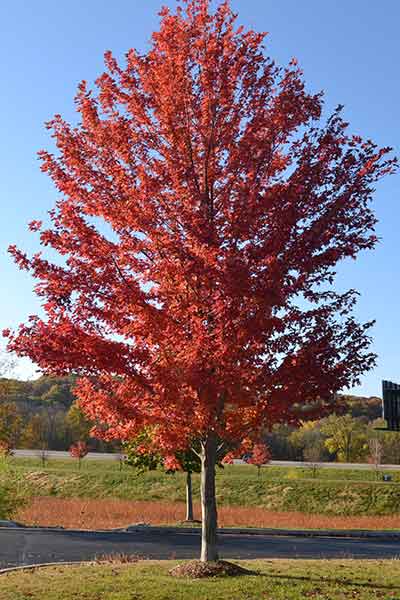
[{"x1": 169, "y1": 560, "x2": 258, "y2": 579}]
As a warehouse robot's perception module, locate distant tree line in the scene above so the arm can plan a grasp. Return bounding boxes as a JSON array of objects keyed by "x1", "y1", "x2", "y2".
[
  {"x1": 0, "y1": 375, "x2": 117, "y2": 452},
  {"x1": 1, "y1": 375, "x2": 398, "y2": 464}
]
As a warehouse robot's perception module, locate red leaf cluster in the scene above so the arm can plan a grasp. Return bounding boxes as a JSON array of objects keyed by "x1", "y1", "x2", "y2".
[
  {"x1": 163, "y1": 455, "x2": 183, "y2": 472},
  {"x1": 0, "y1": 440, "x2": 13, "y2": 458},
  {"x1": 69, "y1": 441, "x2": 89, "y2": 460},
  {"x1": 246, "y1": 443, "x2": 271, "y2": 467}
]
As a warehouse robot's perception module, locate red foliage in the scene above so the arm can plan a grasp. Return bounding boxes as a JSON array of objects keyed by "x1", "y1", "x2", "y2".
[
  {"x1": 69, "y1": 441, "x2": 89, "y2": 460},
  {"x1": 0, "y1": 440, "x2": 13, "y2": 459},
  {"x1": 246, "y1": 443, "x2": 271, "y2": 468},
  {"x1": 163, "y1": 455, "x2": 183, "y2": 472},
  {"x1": 5, "y1": 1, "x2": 396, "y2": 459},
  {"x1": 222, "y1": 452, "x2": 235, "y2": 465}
]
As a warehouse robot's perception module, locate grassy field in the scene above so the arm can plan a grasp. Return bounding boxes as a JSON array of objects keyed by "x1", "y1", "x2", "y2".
[
  {"x1": 1, "y1": 560, "x2": 400, "y2": 600},
  {"x1": 2, "y1": 458, "x2": 400, "y2": 517}
]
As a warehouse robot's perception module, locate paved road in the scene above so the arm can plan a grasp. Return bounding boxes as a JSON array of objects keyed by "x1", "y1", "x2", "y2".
[
  {"x1": 12, "y1": 449, "x2": 400, "y2": 470},
  {"x1": 13, "y1": 449, "x2": 124, "y2": 462},
  {"x1": 1, "y1": 529, "x2": 400, "y2": 569}
]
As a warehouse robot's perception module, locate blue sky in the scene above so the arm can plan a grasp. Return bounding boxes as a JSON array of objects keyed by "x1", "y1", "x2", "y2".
[{"x1": 0, "y1": 0, "x2": 398, "y2": 395}]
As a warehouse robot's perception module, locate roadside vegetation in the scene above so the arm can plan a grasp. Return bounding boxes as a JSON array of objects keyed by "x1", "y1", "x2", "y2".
[
  {"x1": 1, "y1": 560, "x2": 400, "y2": 600},
  {"x1": 16, "y1": 496, "x2": 400, "y2": 530}
]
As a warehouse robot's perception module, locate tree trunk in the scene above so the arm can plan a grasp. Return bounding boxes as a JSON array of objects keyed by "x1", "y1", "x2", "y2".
[
  {"x1": 185, "y1": 471, "x2": 194, "y2": 521},
  {"x1": 200, "y1": 434, "x2": 218, "y2": 562}
]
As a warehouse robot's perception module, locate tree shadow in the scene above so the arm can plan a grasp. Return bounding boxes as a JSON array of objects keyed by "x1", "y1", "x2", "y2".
[{"x1": 259, "y1": 572, "x2": 400, "y2": 592}]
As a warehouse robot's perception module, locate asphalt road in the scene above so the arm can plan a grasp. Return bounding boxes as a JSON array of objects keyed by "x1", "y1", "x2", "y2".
[
  {"x1": 12, "y1": 449, "x2": 400, "y2": 470},
  {"x1": 1, "y1": 529, "x2": 400, "y2": 569}
]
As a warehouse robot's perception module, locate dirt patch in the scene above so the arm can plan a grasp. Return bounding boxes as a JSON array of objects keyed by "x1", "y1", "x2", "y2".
[
  {"x1": 169, "y1": 560, "x2": 256, "y2": 578},
  {"x1": 95, "y1": 553, "x2": 144, "y2": 564}
]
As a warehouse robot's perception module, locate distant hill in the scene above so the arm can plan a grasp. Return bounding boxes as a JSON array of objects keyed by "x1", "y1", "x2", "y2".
[
  {"x1": 0, "y1": 375, "x2": 77, "y2": 414},
  {"x1": 1, "y1": 376, "x2": 383, "y2": 421},
  {"x1": 0, "y1": 376, "x2": 384, "y2": 455},
  {"x1": 337, "y1": 394, "x2": 382, "y2": 421}
]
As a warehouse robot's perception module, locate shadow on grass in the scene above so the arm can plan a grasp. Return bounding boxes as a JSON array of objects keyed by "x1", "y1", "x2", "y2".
[{"x1": 260, "y1": 572, "x2": 400, "y2": 592}]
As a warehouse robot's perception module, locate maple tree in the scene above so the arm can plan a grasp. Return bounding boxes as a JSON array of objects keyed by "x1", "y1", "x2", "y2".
[
  {"x1": 4, "y1": 0, "x2": 396, "y2": 561},
  {"x1": 69, "y1": 440, "x2": 89, "y2": 469},
  {"x1": 246, "y1": 442, "x2": 271, "y2": 477}
]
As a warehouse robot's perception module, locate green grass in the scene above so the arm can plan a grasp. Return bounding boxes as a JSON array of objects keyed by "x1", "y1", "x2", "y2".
[
  {"x1": 1, "y1": 560, "x2": 400, "y2": 600},
  {"x1": 3, "y1": 458, "x2": 400, "y2": 516},
  {"x1": 11, "y1": 457, "x2": 400, "y2": 482}
]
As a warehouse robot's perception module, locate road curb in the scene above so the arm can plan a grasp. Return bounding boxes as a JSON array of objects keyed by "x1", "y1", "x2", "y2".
[
  {"x1": 216, "y1": 527, "x2": 400, "y2": 540},
  {"x1": 1, "y1": 524, "x2": 400, "y2": 540}
]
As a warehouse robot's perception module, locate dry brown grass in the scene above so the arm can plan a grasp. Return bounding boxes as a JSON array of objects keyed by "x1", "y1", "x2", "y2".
[{"x1": 15, "y1": 496, "x2": 400, "y2": 531}]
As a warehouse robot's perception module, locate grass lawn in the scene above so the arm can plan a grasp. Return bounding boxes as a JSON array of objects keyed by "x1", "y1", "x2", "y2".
[{"x1": 1, "y1": 560, "x2": 400, "y2": 600}]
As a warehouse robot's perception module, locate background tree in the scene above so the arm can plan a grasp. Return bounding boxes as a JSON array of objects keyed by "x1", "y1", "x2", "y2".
[
  {"x1": 69, "y1": 440, "x2": 89, "y2": 469},
  {"x1": 174, "y1": 448, "x2": 202, "y2": 522},
  {"x1": 367, "y1": 436, "x2": 383, "y2": 480},
  {"x1": 321, "y1": 415, "x2": 368, "y2": 463},
  {"x1": 66, "y1": 403, "x2": 92, "y2": 442},
  {"x1": 20, "y1": 414, "x2": 50, "y2": 458},
  {"x1": 290, "y1": 420, "x2": 329, "y2": 462},
  {"x1": 380, "y1": 434, "x2": 400, "y2": 465},
  {"x1": 0, "y1": 402, "x2": 22, "y2": 450},
  {"x1": 338, "y1": 395, "x2": 382, "y2": 420},
  {"x1": 125, "y1": 433, "x2": 201, "y2": 522},
  {"x1": 303, "y1": 444, "x2": 324, "y2": 479},
  {"x1": 264, "y1": 423, "x2": 299, "y2": 460},
  {"x1": 0, "y1": 351, "x2": 21, "y2": 449},
  {"x1": 124, "y1": 430, "x2": 162, "y2": 473},
  {"x1": 246, "y1": 442, "x2": 271, "y2": 477},
  {"x1": 5, "y1": 0, "x2": 396, "y2": 562},
  {"x1": 36, "y1": 446, "x2": 49, "y2": 468}
]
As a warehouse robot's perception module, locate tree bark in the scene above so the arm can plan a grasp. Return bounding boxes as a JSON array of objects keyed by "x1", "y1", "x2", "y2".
[
  {"x1": 185, "y1": 471, "x2": 194, "y2": 521},
  {"x1": 200, "y1": 434, "x2": 218, "y2": 562}
]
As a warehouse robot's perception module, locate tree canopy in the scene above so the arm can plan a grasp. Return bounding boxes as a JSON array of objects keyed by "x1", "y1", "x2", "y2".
[{"x1": 4, "y1": 0, "x2": 396, "y2": 561}]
